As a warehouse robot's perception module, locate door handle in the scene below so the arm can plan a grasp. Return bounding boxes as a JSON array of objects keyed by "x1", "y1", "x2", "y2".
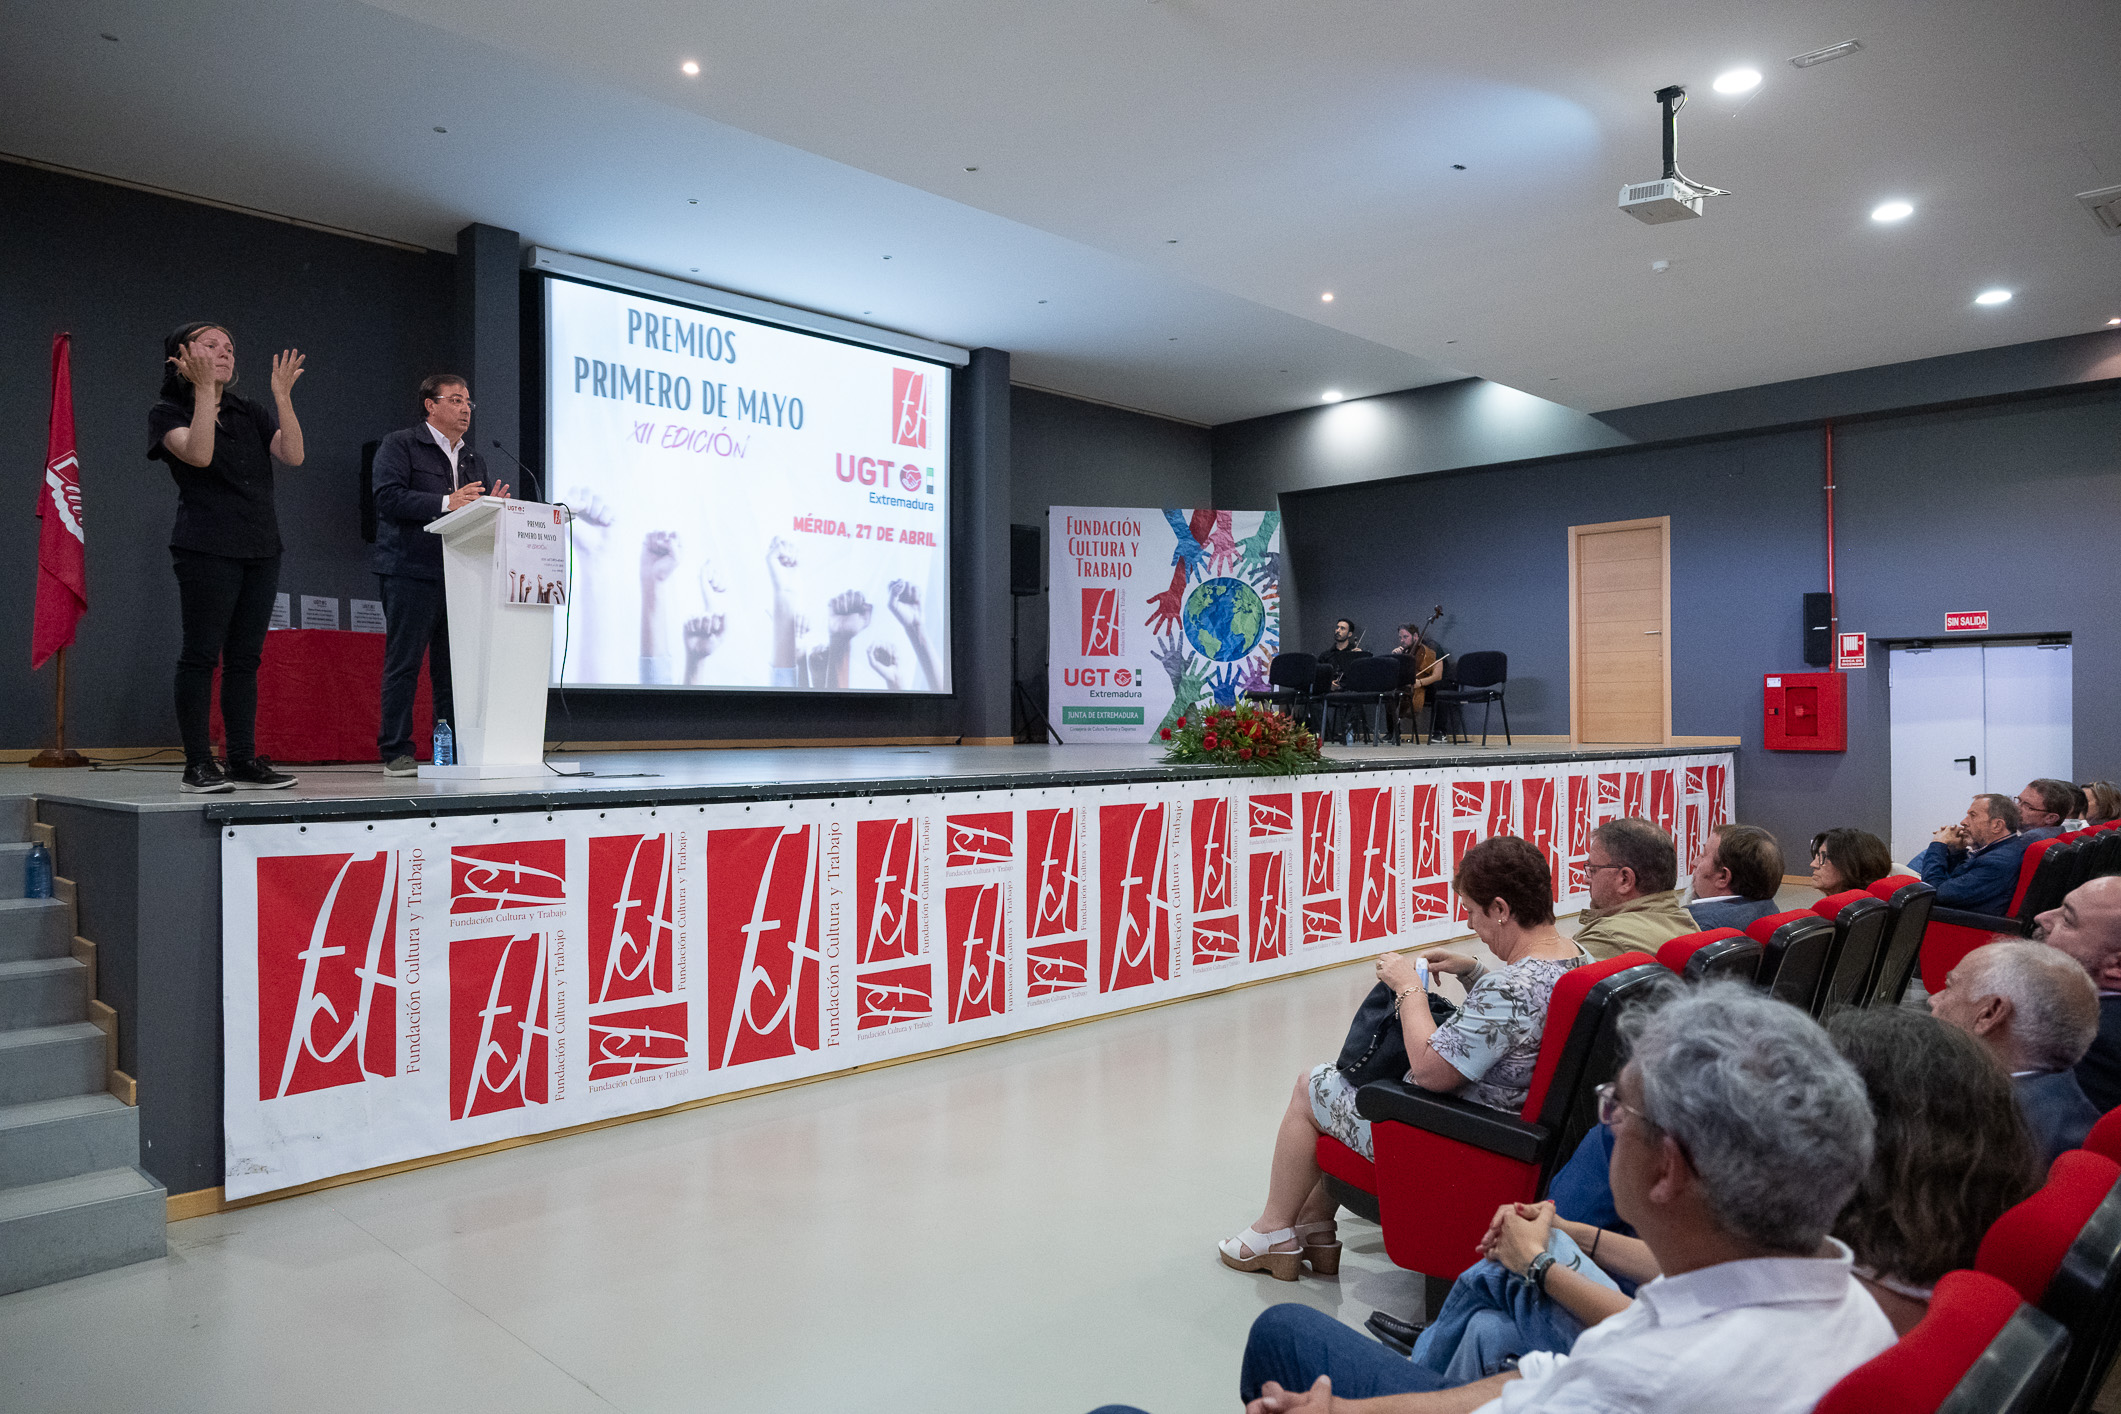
[
  {"x1": 1953, "y1": 755, "x2": 1977, "y2": 776},
  {"x1": 1644, "y1": 630, "x2": 1661, "y2": 635}
]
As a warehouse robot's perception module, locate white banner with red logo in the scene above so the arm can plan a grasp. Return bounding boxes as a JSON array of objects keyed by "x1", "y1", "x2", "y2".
[
  {"x1": 220, "y1": 752, "x2": 1730, "y2": 1198},
  {"x1": 1049, "y1": 506, "x2": 1281, "y2": 743}
]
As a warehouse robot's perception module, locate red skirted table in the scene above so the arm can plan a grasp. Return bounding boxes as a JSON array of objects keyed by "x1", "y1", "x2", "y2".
[{"x1": 210, "y1": 629, "x2": 435, "y2": 764}]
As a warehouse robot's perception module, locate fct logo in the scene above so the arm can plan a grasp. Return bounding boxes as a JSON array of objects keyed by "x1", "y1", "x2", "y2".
[
  {"x1": 449, "y1": 931, "x2": 551, "y2": 1120},
  {"x1": 945, "y1": 812, "x2": 1013, "y2": 869},
  {"x1": 892, "y1": 368, "x2": 929, "y2": 448},
  {"x1": 588, "y1": 833, "x2": 674, "y2": 1005},
  {"x1": 946, "y1": 883, "x2": 1007, "y2": 1024},
  {"x1": 450, "y1": 840, "x2": 566, "y2": 916},
  {"x1": 1081, "y1": 588, "x2": 1121, "y2": 657},
  {"x1": 1025, "y1": 808, "x2": 1079, "y2": 939},
  {"x1": 705, "y1": 824, "x2": 821, "y2": 1068},
  {"x1": 255, "y1": 851, "x2": 400, "y2": 1101},
  {"x1": 588, "y1": 1002, "x2": 688, "y2": 1081},
  {"x1": 856, "y1": 818, "x2": 922, "y2": 964},
  {"x1": 1099, "y1": 801, "x2": 1171, "y2": 992}
]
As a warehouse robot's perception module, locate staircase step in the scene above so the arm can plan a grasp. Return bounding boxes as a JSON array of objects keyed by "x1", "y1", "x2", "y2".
[
  {"x1": 0, "y1": 957, "x2": 88, "y2": 1029},
  {"x1": 0, "y1": 899, "x2": 70, "y2": 962},
  {"x1": 0, "y1": 1166, "x2": 166, "y2": 1296},
  {"x1": 0, "y1": 1023, "x2": 105, "y2": 1106},
  {"x1": 0, "y1": 842, "x2": 30, "y2": 900},
  {"x1": 0, "y1": 1094, "x2": 137, "y2": 1189},
  {"x1": 0, "y1": 797, "x2": 30, "y2": 843}
]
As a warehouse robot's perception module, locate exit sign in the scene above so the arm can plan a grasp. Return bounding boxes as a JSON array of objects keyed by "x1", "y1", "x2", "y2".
[{"x1": 1945, "y1": 610, "x2": 1990, "y2": 633}]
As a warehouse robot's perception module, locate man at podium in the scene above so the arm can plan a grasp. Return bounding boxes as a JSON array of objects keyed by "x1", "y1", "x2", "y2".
[{"x1": 370, "y1": 375, "x2": 508, "y2": 776}]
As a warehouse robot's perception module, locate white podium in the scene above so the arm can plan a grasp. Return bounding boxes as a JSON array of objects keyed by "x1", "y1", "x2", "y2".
[{"x1": 418, "y1": 497, "x2": 565, "y2": 780}]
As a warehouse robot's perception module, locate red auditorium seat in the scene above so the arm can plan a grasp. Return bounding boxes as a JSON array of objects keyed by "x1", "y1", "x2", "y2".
[
  {"x1": 1976, "y1": 1149, "x2": 2121, "y2": 1413},
  {"x1": 1746, "y1": 910, "x2": 1837, "y2": 1013},
  {"x1": 1655, "y1": 927, "x2": 1760, "y2": 983},
  {"x1": 1322, "y1": 955, "x2": 1667, "y2": 1282},
  {"x1": 1811, "y1": 1269, "x2": 2068, "y2": 1414},
  {"x1": 1918, "y1": 838, "x2": 2090, "y2": 993},
  {"x1": 2088, "y1": 1109, "x2": 2121, "y2": 1168},
  {"x1": 1810, "y1": 891, "x2": 1892, "y2": 1010}
]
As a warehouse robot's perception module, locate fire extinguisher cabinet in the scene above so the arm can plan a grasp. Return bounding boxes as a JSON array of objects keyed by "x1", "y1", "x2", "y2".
[{"x1": 1763, "y1": 672, "x2": 1847, "y2": 752}]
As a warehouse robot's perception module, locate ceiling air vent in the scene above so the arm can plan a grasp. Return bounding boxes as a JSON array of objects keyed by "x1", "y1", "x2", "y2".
[{"x1": 2078, "y1": 185, "x2": 2121, "y2": 236}]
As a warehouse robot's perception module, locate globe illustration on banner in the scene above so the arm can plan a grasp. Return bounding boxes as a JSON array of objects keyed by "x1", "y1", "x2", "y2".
[{"x1": 1182, "y1": 578, "x2": 1266, "y2": 662}]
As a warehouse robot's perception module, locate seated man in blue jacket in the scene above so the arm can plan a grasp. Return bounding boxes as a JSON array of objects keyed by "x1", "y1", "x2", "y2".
[{"x1": 1910, "y1": 792, "x2": 2026, "y2": 917}]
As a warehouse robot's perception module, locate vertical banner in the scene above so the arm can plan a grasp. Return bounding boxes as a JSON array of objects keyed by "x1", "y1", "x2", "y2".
[
  {"x1": 222, "y1": 752, "x2": 1732, "y2": 1199},
  {"x1": 1048, "y1": 506, "x2": 1281, "y2": 742}
]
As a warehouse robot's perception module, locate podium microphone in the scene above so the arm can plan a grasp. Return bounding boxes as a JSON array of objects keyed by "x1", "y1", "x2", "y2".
[{"x1": 489, "y1": 440, "x2": 543, "y2": 503}]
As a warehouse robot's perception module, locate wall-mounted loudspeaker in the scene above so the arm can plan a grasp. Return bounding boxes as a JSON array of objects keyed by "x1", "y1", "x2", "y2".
[
  {"x1": 1803, "y1": 592, "x2": 1834, "y2": 667},
  {"x1": 1010, "y1": 524, "x2": 1041, "y2": 596}
]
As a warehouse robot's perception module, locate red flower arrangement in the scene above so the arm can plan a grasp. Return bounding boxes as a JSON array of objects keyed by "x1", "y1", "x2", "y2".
[{"x1": 1161, "y1": 701, "x2": 1324, "y2": 776}]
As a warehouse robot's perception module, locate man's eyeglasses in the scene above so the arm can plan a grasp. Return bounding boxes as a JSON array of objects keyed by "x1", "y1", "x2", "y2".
[{"x1": 1583, "y1": 863, "x2": 1628, "y2": 875}]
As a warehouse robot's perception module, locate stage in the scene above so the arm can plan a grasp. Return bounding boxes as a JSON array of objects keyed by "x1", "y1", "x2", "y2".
[{"x1": 8, "y1": 738, "x2": 1735, "y2": 1210}]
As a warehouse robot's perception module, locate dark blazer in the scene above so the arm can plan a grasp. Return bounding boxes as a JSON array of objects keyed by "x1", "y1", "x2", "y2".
[
  {"x1": 2015, "y1": 1069, "x2": 2101, "y2": 1168},
  {"x1": 1911, "y1": 832, "x2": 2029, "y2": 916},
  {"x1": 2076, "y1": 994, "x2": 2121, "y2": 1114},
  {"x1": 371, "y1": 423, "x2": 482, "y2": 581},
  {"x1": 1687, "y1": 895, "x2": 1782, "y2": 932}
]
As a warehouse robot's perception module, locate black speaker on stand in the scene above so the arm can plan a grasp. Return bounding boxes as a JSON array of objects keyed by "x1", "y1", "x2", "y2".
[
  {"x1": 1803, "y1": 592, "x2": 1834, "y2": 667},
  {"x1": 1010, "y1": 524, "x2": 1058, "y2": 744}
]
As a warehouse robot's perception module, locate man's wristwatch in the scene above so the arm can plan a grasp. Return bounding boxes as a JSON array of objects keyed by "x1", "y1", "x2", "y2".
[{"x1": 1525, "y1": 1251, "x2": 1557, "y2": 1294}]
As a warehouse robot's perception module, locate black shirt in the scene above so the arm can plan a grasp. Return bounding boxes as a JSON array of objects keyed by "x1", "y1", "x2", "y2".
[
  {"x1": 147, "y1": 394, "x2": 283, "y2": 558},
  {"x1": 1320, "y1": 645, "x2": 1369, "y2": 675},
  {"x1": 2077, "y1": 994, "x2": 2121, "y2": 1114}
]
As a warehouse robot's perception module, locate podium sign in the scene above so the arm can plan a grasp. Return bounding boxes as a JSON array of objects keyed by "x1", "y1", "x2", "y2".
[{"x1": 420, "y1": 497, "x2": 570, "y2": 779}]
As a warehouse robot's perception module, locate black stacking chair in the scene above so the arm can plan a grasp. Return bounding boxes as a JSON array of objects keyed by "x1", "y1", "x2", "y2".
[
  {"x1": 1431, "y1": 651, "x2": 1510, "y2": 746},
  {"x1": 1656, "y1": 928, "x2": 1763, "y2": 984},
  {"x1": 1816, "y1": 895, "x2": 1891, "y2": 1014},
  {"x1": 1747, "y1": 911, "x2": 1837, "y2": 1013},
  {"x1": 1865, "y1": 879, "x2": 1936, "y2": 1007},
  {"x1": 1243, "y1": 652, "x2": 1319, "y2": 720},
  {"x1": 1324, "y1": 657, "x2": 1403, "y2": 745}
]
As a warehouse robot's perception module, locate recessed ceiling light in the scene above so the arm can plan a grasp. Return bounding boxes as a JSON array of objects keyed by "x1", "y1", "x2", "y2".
[
  {"x1": 1452, "y1": 163, "x2": 1466, "y2": 171},
  {"x1": 1321, "y1": 390, "x2": 1343, "y2": 403},
  {"x1": 1790, "y1": 39, "x2": 1862, "y2": 69},
  {"x1": 432, "y1": 126, "x2": 447, "y2": 134},
  {"x1": 1871, "y1": 200, "x2": 1914, "y2": 222},
  {"x1": 99, "y1": 32, "x2": 117, "y2": 41},
  {"x1": 1320, "y1": 292, "x2": 1334, "y2": 303},
  {"x1": 963, "y1": 166, "x2": 978, "y2": 172},
  {"x1": 1166, "y1": 239, "x2": 1179, "y2": 244},
  {"x1": 2105, "y1": 317, "x2": 2119, "y2": 326},
  {"x1": 1974, "y1": 289, "x2": 2013, "y2": 305},
  {"x1": 680, "y1": 60, "x2": 700, "y2": 76},
  {"x1": 1713, "y1": 68, "x2": 1762, "y2": 94}
]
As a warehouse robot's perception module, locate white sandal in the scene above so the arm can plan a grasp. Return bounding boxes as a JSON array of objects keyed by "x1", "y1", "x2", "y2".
[
  {"x1": 1294, "y1": 1221, "x2": 1342, "y2": 1275},
  {"x1": 1219, "y1": 1226, "x2": 1302, "y2": 1280}
]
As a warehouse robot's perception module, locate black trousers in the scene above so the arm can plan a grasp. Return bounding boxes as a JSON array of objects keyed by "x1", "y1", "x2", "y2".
[
  {"x1": 378, "y1": 573, "x2": 453, "y2": 761},
  {"x1": 172, "y1": 549, "x2": 281, "y2": 766}
]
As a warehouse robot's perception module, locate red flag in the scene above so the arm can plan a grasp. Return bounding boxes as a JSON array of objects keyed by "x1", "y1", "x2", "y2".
[{"x1": 33, "y1": 332, "x2": 87, "y2": 670}]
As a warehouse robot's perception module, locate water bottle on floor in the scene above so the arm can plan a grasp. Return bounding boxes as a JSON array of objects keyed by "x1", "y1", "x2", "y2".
[
  {"x1": 433, "y1": 718, "x2": 454, "y2": 767},
  {"x1": 24, "y1": 841, "x2": 54, "y2": 899}
]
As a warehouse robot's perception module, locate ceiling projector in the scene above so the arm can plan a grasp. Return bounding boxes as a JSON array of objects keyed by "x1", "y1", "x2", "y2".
[{"x1": 1620, "y1": 85, "x2": 1730, "y2": 224}]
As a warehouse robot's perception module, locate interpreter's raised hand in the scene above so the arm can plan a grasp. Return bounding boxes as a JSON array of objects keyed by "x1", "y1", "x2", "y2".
[
  {"x1": 886, "y1": 578, "x2": 923, "y2": 631},
  {"x1": 641, "y1": 531, "x2": 680, "y2": 583},
  {"x1": 445, "y1": 482, "x2": 487, "y2": 512},
  {"x1": 170, "y1": 344, "x2": 219, "y2": 393},
  {"x1": 1374, "y1": 950, "x2": 1423, "y2": 996},
  {"x1": 1491, "y1": 1202, "x2": 1555, "y2": 1277},
  {"x1": 269, "y1": 349, "x2": 305, "y2": 400},
  {"x1": 1247, "y1": 1374, "x2": 1333, "y2": 1414},
  {"x1": 827, "y1": 590, "x2": 872, "y2": 643}
]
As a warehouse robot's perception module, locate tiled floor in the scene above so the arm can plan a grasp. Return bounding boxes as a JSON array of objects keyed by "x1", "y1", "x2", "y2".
[{"x1": 0, "y1": 954, "x2": 1424, "y2": 1414}]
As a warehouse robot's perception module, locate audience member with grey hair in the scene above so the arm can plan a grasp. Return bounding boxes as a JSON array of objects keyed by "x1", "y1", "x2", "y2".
[
  {"x1": 2034, "y1": 876, "x2": 2121, "y2": 1111},
  {"x1": 1575, "y1": 818, "x2": 1697, "y2": 962},
  {"x1": 1931, "y1": 939, "x2": 2101, "y2": 1167},
  {"x1": 1221, "y1": 983, "x2": 1894, "y2": 1414}
]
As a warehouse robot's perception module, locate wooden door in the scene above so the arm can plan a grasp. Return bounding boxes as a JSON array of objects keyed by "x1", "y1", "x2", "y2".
[{"x1": 1570, "y1": 517, "x2": 1669, "y2": 744}]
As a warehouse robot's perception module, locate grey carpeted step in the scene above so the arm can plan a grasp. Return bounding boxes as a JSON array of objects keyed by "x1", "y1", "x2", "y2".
[
  {"x1": 0, "y1": 1094, "x2": 138, "y2": 1189},
  {"x1": 0, "y1": 899, "x2": 70, "y2": 963},
  {"x1": 0, "y1": 957, "x2": 89, "y2": 1029},
  {"x1": 0, "y1": 798, "x2": 30, "y2": 844},
  {"x1": 0, "y1": 842, "x2": 31, "y2": 900},
  {"x1": 0, "y1": 1023, "x2": 105, "y2": 1106},
  {"x1": 0, "y1": 1166, "x2": 166, "y2": 1296}
]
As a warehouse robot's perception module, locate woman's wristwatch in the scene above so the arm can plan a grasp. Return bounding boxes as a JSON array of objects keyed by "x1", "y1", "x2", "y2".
[{"x1": 1525, "y1": 1251, "x2": 1557, "y2": 1293}]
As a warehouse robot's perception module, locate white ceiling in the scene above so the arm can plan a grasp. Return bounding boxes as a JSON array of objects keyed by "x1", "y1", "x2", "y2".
[{"x1": 5, "y1": 0, "x2": 2117, "y2": 423}]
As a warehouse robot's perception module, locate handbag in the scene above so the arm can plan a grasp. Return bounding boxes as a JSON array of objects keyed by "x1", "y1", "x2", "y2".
[{"x1": 1333, "y1": 981, "x2": 1459, "y2": 1089}]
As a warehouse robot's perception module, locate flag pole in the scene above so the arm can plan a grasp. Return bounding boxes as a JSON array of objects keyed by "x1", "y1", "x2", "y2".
[{"x1": 28, "y1": 646, "x2": 88, "y2": 768}]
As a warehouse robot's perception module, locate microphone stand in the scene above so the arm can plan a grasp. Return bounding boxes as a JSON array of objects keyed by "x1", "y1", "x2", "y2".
[{"x1": 489, "y1": 440, "x2": 543, "y2": 503}]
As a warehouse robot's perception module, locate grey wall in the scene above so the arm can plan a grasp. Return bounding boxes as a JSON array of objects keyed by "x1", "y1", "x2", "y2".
[
  {"x1": 0, "y1": 160, "x2": 455, "y2": 749},
  {"x1": 1275, "y1": 385, "x2": 2121, "y2": 852},
  {"x1": 1009, "y1": 387, "x2": 1213, "y2": 736}
]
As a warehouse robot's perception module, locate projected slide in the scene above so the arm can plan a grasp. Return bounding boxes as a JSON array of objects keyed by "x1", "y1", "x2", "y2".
[{"x1": 543, "y1": 277, "x2": 952, "y2": 693}]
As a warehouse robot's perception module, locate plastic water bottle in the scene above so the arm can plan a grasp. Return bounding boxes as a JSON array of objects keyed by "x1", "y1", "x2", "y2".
[
  {"x1": 24, "y1": 842, "x2": 54, "y2": 899},
  {"x1": 433, "y1": 719, "x2": 455, "y2": 767}
]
